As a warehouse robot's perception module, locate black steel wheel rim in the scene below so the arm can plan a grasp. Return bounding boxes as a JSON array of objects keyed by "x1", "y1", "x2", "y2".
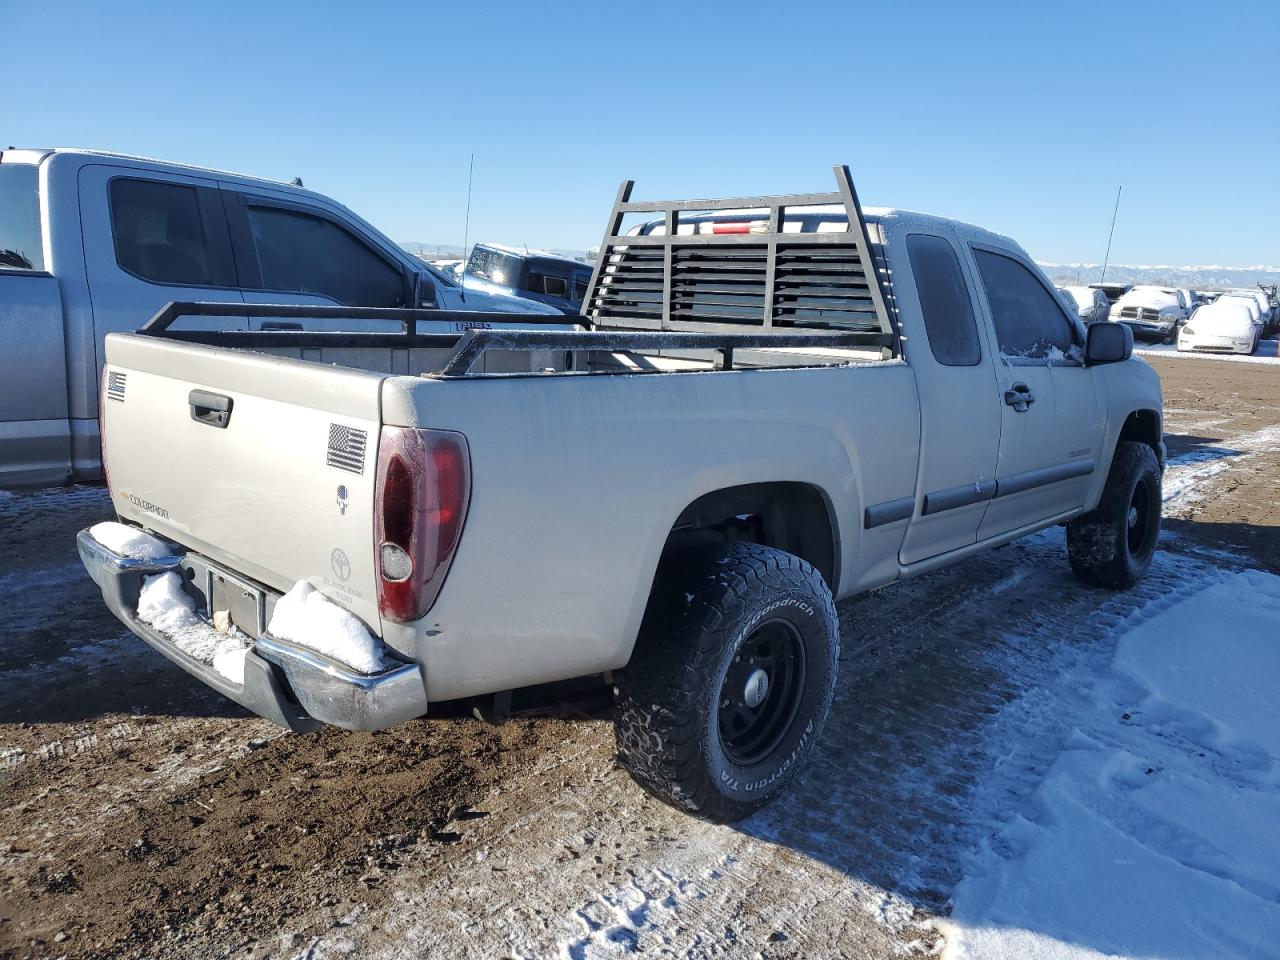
[
  {"x1": 717, "y1": 619, "x2": 806, "y2": 766},
  {"x1": 1127, "y1": 474, "x2": 1157, "y2": 556}
]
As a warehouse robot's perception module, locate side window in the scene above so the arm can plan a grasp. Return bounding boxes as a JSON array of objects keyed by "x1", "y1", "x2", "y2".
[
  {"x1": 529, "y1": 271, "x2": 569, "y2": 297},
  {"x1": 110, "y1": 178, "x2": 215, "y2": 286},
  {"x1": 573, "y1": 275, "x2": 590, "y2": 300},
  {"x1": 244, "y1": 205, "x2": 405, "y2": 307},
  {"x1": 972, "y1": 249, "x2": 1080, "y2": 360},
  {"x1": 905, "y1": 234, "x2": 982, "y2": 366}
]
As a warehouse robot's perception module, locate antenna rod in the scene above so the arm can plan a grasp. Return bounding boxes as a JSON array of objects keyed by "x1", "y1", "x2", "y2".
[
  {"x1": 460, "y1": 153, "x2": 475, "y2": 299},
  {"x1": 1099, "y1": 185, "x2": 1122, "y2": 284}
]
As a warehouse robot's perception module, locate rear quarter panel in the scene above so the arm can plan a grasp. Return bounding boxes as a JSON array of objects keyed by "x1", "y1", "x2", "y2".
[{"x1": 381, "y1": 363, "x2": 920, "y2": 700}]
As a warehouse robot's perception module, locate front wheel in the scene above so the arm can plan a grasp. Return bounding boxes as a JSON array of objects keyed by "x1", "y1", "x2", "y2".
[
  {"x1": 1067, "y1": 441, "x2": 1161, "y2": 590},
  {"x1": 613, "y1": 542, "x2": 838, "y2": 823}
]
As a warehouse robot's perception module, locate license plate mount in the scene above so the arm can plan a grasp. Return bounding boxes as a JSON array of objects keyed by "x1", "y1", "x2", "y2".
[{"x1": 210, "y1": 567, "x2": 265, "y2": 639}]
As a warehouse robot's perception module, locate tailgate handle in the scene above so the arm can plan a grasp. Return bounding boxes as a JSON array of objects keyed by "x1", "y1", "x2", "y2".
[{"x1": 189, "y1": 390, "x2": 233, "y2": 428}]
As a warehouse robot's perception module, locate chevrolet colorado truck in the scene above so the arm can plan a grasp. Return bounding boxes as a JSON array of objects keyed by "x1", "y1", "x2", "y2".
[{"x1": 78, "y1": 167, "x2": 1164, "y2": 821}]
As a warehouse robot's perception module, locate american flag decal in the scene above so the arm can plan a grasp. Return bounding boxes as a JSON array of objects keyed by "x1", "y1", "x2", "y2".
[
  {"x1": 326, "y1": 423, "x2": 367, "y2": 474},
  {"x1": 106, "y1": 371, "x2": 127, "y2": 402}
]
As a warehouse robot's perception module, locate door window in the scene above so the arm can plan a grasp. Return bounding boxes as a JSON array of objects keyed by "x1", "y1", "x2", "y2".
[
  {"x1": 110, "y1": 178, "x2": 216, "y2": 285},
  {"x1": 973, "y1": 249, "x2": 1080, "y2": 360},
  {"x1": 906, "y1": 234, "x2": 982, "y2": 366},
  {"x1": 528, "y1": 271, "x2": 569, "y2": 297},
  {"x1": 244, "y1": 205, "x2": 405, "y2": 307},
  {"x1": 0, "y1": 165, "x2": 44, "y2": 271}
]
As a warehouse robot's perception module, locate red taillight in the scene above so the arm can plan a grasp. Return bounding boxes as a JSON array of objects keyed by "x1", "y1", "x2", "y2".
[
  {"x1": 374, "y1": 426, "x2": 471, "y2": 623},
  {"x1": 711, "y1": 222, "x2": 752, "y2": 235}
]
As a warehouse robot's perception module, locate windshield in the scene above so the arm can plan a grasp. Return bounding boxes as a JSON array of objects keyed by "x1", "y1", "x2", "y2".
[
  {"x1": 1220, "y1": 295, "x2": 1259, "y2": 314},
  {"x1": 421, "y1": 261, "x2": 458, "y2": 288},
  {"x1": 0, "y1": 164, "x2": 44, "y2": 271},
  {"x1": 467, "y1": 246, "x2": 524, "y2": 287}
]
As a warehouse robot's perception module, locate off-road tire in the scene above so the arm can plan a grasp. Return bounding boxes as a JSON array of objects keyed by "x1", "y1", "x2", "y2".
[
  {"x1": 613, "y1": 542, "x2": 838, "y2": 823},
  {"x1": 1067, "y1": 441, "x2": 1161, "y2": 590}
]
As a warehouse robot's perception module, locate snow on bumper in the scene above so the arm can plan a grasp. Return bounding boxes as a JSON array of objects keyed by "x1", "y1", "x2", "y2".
[{"x1": 76, "y1": 527, "x2": 428, "y2": 732}]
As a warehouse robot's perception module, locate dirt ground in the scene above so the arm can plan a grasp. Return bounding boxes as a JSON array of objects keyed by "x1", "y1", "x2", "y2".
[{"x1": 1, "y1": 353, "x2": 1276, "y2": 960}]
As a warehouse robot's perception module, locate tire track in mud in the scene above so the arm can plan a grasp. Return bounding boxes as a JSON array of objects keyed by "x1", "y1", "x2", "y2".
[{"x1": 297, "y1": 530, "x2": 1245, "y2": 960}]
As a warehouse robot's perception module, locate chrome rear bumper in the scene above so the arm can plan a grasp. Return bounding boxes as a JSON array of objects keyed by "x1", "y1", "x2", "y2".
[{"x1": 77, "y1": 528, "x2": 428, "y2": 732}]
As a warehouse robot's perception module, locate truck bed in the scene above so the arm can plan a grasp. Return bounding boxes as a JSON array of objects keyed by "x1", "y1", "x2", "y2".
[{"x1": 91, "y1": 166, "x2": 915, "y2": 715}]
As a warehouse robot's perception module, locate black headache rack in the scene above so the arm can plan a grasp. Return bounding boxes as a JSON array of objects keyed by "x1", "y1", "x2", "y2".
[
  {"x1": 138, "y1": 166, "x2": 898, "y2": 378},
  {"x1": 582, "y1": 164, "x2": 896, "y2": 346}
]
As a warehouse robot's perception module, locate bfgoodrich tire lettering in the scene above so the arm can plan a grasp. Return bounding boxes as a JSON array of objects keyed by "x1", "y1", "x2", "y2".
[
  {"x1": 1067, "y1": 440, "x2": 1161, "y2": 590},
  {"x1": 613, "y1": 542, "x2": 839, "y2": 823}
]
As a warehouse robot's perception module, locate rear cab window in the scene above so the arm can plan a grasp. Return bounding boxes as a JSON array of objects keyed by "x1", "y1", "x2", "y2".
[
  {"x1": 972, "y1": 248, "x2": 1082, "y2": 362},
  {"x1": 527, "y1": 261, "x2": 571, "y2": 298},
  {"x1": 109, "y1": 178, "x2": 232, "y2": 286},
  {"x1": 0, "y1": 164, "x2": 45, "y2": 271},
  {"x1": 905, "y1": 234, "x2": 982, "y2": 366}
]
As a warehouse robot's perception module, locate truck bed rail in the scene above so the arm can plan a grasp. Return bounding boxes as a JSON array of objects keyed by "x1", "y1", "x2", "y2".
[{"x1": 134, "y1": 301, "x2": 889, "y2": 377}]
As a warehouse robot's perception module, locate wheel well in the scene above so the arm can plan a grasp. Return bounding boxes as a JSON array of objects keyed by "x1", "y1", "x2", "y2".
[
  {"x1": 1118, "y1": 409, "x2": 1163, "y2": 466},
  {"x1": 662, "y1": 482, "x2": 838, "y2": 589}
]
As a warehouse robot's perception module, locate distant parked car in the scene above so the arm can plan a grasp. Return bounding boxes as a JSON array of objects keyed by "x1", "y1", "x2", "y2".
[
  {"x1": 1179, "y1": 299, "x2": 1263, "y2": 354},
  {"x1": 463, "y1": 243, "x2": 593, "y2": 315},
  {"x1": 1108, "y1": 286, "x2": 1191, "y2": 344},
  {"x1": 1058, "y1": 285, "x2": 1111, "y2": 324},
  {"x1": 1089, "y1": 282, "x2": 1132, "y2": 306},
  {"x1": 1242, "y1": 289, "x2": 1275, "y2": 335}
]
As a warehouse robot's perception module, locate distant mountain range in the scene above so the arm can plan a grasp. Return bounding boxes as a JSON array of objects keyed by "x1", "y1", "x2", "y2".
[
  {"x1": 399, "y1": 241, "x2": 591, "y2": 262},
  {"x1": 399, "y1": 241, "x2": 1275, "y2": 291},
  {"x1": 1038, "y1": 262, "x2": 1280, "y2": 290}
]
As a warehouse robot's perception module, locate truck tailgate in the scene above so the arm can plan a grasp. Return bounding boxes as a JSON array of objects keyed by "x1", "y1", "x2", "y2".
[{"x1": 101, "y1": 333, "x2": 384, "y2": 632}]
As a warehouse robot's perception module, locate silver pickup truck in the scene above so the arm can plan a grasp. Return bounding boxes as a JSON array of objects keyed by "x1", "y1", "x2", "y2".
[
  {"x1": 78, "y1": 167, "x2": 1164, "y2": 821},
  {"x1": 0, "y1": 147, "x2": 559, "y2": 489}
]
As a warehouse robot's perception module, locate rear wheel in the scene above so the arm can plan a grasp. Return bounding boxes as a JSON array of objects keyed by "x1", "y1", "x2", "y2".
[
  {"x1": 613, "y1": 542, "x2": 838, "y2": 823},
  {"x1": 1067, "y1": 441, "x2": 1161, "y2": 590}
]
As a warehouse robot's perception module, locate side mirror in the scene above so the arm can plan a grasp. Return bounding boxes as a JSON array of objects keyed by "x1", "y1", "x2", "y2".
[
  {"x1": 1085, "y1": 321, "x2": 1133, "y2": 365},
  {"x1": 413, "y1": 272, "x2": 439, "y2": 309}
]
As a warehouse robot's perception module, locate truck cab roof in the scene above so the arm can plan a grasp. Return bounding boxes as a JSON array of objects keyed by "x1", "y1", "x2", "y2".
[
  {"x1": 4, "y1": 147, "x2": 325, "y2": 200},
  {"x1": 634, "y1": 203, "x2": 1027, "y2": 259},
  {"x1": 471, "y1": 242, "x2": 585, "y2": 267}
]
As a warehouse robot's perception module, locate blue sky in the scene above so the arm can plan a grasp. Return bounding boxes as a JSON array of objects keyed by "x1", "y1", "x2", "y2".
[{"x1": 5, "y1": 0, "x2": 1276, "y2": 266}]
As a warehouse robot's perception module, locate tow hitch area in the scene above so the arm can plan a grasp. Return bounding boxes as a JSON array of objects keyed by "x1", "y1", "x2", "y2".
[{"x1": 77, "y1": 524, "x2": 428, "y2": 732}]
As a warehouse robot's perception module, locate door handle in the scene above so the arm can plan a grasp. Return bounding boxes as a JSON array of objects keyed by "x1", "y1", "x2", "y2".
[
  {"x1": 189, "y1": 389, "x2": 233, "y2": 428},
  {"x1": 1004, "y1": 382, "x2": 1035, "y2": 412}
]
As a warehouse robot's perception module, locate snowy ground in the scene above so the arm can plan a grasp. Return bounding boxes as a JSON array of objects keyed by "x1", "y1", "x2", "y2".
[
  {"x1": 1, "y1": 355, "x2": 1277, "y2": 959},
  {"x1": 945, "y1": 569, "x2": 1280, "y2": 960}
]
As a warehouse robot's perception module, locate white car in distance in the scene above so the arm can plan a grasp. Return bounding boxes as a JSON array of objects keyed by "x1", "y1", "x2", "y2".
[{"x1": 1178, "y1": 298, "x2": 1263, "y2": 355}]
